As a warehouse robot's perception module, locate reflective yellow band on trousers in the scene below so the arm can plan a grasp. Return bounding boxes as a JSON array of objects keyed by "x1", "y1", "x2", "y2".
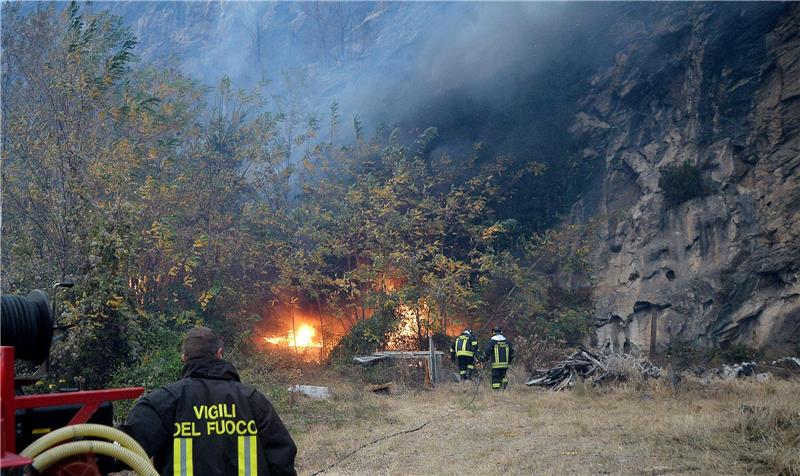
[
  {"x1": 173, "y1": 438, "x2": 193, "y2": 476},
  {"x1": 238, "y1": 435, "x2": 258, "y2": 476}
]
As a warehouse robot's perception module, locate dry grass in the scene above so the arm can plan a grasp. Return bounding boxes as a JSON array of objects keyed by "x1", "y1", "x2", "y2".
[{"x1": 288, "y1": 373, "x2": 800, "y2": 475}]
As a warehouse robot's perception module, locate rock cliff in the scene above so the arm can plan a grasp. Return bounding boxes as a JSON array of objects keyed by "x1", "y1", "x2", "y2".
[{"x1": 572, "y1": 3, "x2": 800, "y2": 355}]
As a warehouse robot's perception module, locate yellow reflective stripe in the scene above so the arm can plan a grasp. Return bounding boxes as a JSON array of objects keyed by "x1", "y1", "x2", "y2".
[
  {"x1": 173, "y1": 438, "x2": 193, "y2": 476},
  {"x1": 238, "y1": 435, "x2": 257, "y2": 476},
  {"x1": 455, "y1": 336, "x2": 474, "y2": 357},
  {"x1": 186, "y1": 438, "x2": 194, "y2": 476},
  {"x1": 492, "y1": 344, "x2": 509, "y2": 368},
  {"x1": 173, "y1": 438, "x2": 181, "y2": 476},
  {"x1": 238, "y1": 436, "x2": 246, "y2": 476},
  {"x1": 249, "y1": 435, "x2": 257, "y2": 476}
]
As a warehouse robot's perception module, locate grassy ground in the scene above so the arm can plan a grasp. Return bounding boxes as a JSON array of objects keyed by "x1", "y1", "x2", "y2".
[{"x1": 262, "y1": 368, "x2": 800, "y2": 476}]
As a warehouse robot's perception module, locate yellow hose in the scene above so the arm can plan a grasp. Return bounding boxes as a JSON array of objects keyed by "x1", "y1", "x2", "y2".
[
  {"x1": 20, "y1": 423, "x2": 157, "y2": 475},
  {"x1": 30, "y1": 441, "x2": 158, "y2": 476},
  {"x1": 20, "y1": 423, "x2": 148, "y2": 460}
]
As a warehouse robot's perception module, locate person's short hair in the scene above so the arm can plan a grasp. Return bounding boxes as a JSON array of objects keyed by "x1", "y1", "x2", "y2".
[{"x1": 182, "y1": 327, "x2": 222, "y2": 360}]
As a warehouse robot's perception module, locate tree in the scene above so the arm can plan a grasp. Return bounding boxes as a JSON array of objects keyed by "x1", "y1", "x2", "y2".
[
  {"x1": 302, "y1": 2, "x2": 380, "y2": 65},
  {"x1": 2, "y1": 2, "x2": 602, "y2": 384}
]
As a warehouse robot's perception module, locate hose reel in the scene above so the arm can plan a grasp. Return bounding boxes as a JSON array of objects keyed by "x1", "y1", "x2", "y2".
[{"x1": 1, "y1": 290, "x2": 54, "y2": 364}]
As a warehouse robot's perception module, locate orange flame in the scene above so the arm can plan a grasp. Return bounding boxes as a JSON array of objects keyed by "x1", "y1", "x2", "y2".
[
  {"x1": 396, "y1": 305, "x2": 420, "y2": 337},
  {"x1": 264, "y1": 323, "x2": 322, "y2": 348}
]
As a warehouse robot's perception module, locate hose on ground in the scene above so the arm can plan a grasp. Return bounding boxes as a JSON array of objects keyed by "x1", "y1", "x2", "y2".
[
  {"x1": 309, "y1": 365, "x2": 486, "y2": 475},
  {"x1": 20, "y1": 423, "x2": 156, "y2": 476},
  {"x1": 30, "y1": 441, "x2": 158, "y2": 476}
]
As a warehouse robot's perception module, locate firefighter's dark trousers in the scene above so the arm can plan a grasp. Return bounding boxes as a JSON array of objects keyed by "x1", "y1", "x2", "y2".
[
  {"x1": 491, "y1": 367, "x2": 508, "y2": 390},
  {"x1": 456, "y1": 356, "x2": 475, "y2": 380}
]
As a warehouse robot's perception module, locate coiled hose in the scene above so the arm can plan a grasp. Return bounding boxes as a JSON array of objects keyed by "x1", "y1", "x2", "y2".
[
  {"x1": 0, "y1": 290, "x2": 53, "y2": 363},
  {"x1": 20, "y1": 423, "x2": 158, "y2": 476}
]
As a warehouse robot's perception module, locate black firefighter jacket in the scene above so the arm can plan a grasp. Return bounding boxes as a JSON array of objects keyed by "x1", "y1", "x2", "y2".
[{"x1": 120, "y1": 357, "x2": 297, "y2": 476}]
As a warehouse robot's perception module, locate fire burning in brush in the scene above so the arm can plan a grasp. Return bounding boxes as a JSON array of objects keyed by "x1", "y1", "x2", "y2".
[{"x1": 263, "y1": 323, "x2": 322, "y2": 349}]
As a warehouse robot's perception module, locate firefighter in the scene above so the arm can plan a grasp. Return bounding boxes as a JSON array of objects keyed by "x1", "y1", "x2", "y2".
[
  {"x1": 484, "y1": 326, "x2": 514, "y2": 390},
  {"x1": 450, "y1": 328, "x2": 480, "y2": 381},
  {"x1": 120, "y1": 327, "x2": 297, "y2": 476}
]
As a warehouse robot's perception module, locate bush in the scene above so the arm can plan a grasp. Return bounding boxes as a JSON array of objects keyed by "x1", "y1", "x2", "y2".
[
  {"x1": 659, "y1": 161, "x2": 707, "y2": 207},
  {"x1": 328, "y1": 304, "x2": 401, "y2": 363},
  {"x1": 514, "y1": 307, "x2": 594, "y2": 345},
  {"x1": 514, "y1": 335, "x2": 567, "y2": 375},
  {"x1": 235, "y1": 347, "x2": 317, "y2": 385},
  {"x1": 109, "y1": 327, "x2": 184, "y2": 421},
  {"x1": 719, "y1": 342, "x2": 759, "y2": 363}
]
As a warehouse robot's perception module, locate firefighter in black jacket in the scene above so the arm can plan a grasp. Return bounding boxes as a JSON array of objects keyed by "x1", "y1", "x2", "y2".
[
  {"x1": 449, "y1": 329, "x2": 480, "y2": 381},
  {"x1": 120, "y1": 327, "x2": 297, "y2": 476},
  {"x1": 484, "y1": 326, "x2": 514, "y2": 390}
]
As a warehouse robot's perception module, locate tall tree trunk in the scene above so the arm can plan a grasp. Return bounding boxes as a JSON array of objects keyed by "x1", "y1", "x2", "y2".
[
  {"x1": 316, "y1": 295, "x2": 325, "y2": 361},
  {"x1": 290, "y1": 300, "x2": 298, "y2": 354}
]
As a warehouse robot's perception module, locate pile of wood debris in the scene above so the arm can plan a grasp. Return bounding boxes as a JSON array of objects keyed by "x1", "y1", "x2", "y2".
[
  {"x1": 526, "y1": 348, "x2": 800, "y2": 391},
  {"x1": 526, "y1": 347, "x2": 661, "y2": 391}
]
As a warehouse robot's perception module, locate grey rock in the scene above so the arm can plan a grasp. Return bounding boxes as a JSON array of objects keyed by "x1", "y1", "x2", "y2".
[
  {"x1": 287, "y1": 384, "x2": 331, "y2": 399},
  {"x1": 572, "y1": 4, "x2": 800, "y2": 355}
]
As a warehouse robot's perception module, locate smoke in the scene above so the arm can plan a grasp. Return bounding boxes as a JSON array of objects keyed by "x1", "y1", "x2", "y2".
[
  {"x1": 83, "y1": 1, "x2": 647, "y2": 228},
  {"x1": 96, "y1": 2, "x2": 624, "y2": 132}
]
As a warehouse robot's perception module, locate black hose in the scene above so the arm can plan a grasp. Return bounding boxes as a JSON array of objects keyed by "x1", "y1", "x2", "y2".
[{"x1": 1, "y1": 290, "x2": 53, "y2": 364}]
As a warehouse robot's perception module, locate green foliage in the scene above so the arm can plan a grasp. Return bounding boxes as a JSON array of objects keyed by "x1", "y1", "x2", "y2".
[
  {"x1": 659, "y1": 161, "x2": 708, "y2": 207},
  {"x1": 109, "y1": 327, "x2": 184, "y2": 420},
  {"x1": 110, "y1": 327, "x2": 184, "y2": 390},
  {"x1": 329, "y1": 304, "x2": 401, "y2": 362},
  {"x1": 2, "y1": 3, "x2": 602, "y2": 388},
  {"x1": 719, "y1": 343, "x2": 759, "y2": 363},
  {"x1": 514, "y1": 306, "x2": 594, "y2": 345}
]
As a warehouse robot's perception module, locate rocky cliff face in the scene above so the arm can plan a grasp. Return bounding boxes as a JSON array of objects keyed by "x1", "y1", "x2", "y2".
[{"x1": 572, "y1": 3, "x2": 800, "y2": 356}]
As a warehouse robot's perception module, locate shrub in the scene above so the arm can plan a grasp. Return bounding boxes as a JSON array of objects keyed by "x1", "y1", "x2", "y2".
[
  {"x1": 328, "y1": 304, "x2": 401, "y2": 363},
  {"x1": 109, "y1": 327, "x2": 184, "y2": 421},
  {"x1": 514, "y1": 307, "x2": 594, "y2": 345},
  {"x1": 659, "y1": 161, "x2": 707, "y2": 207},
  {"x1": 719, "y1": 342, "x2": 759, "y2": 363},
  {"x1": 513, "y1": 335, "x2": 567, "y2": 375}
]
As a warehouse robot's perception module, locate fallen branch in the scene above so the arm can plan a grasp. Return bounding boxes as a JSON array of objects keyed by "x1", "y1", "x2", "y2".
[{"x1": 526, "y1": 347, "x2": 661, "y2": 390}]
